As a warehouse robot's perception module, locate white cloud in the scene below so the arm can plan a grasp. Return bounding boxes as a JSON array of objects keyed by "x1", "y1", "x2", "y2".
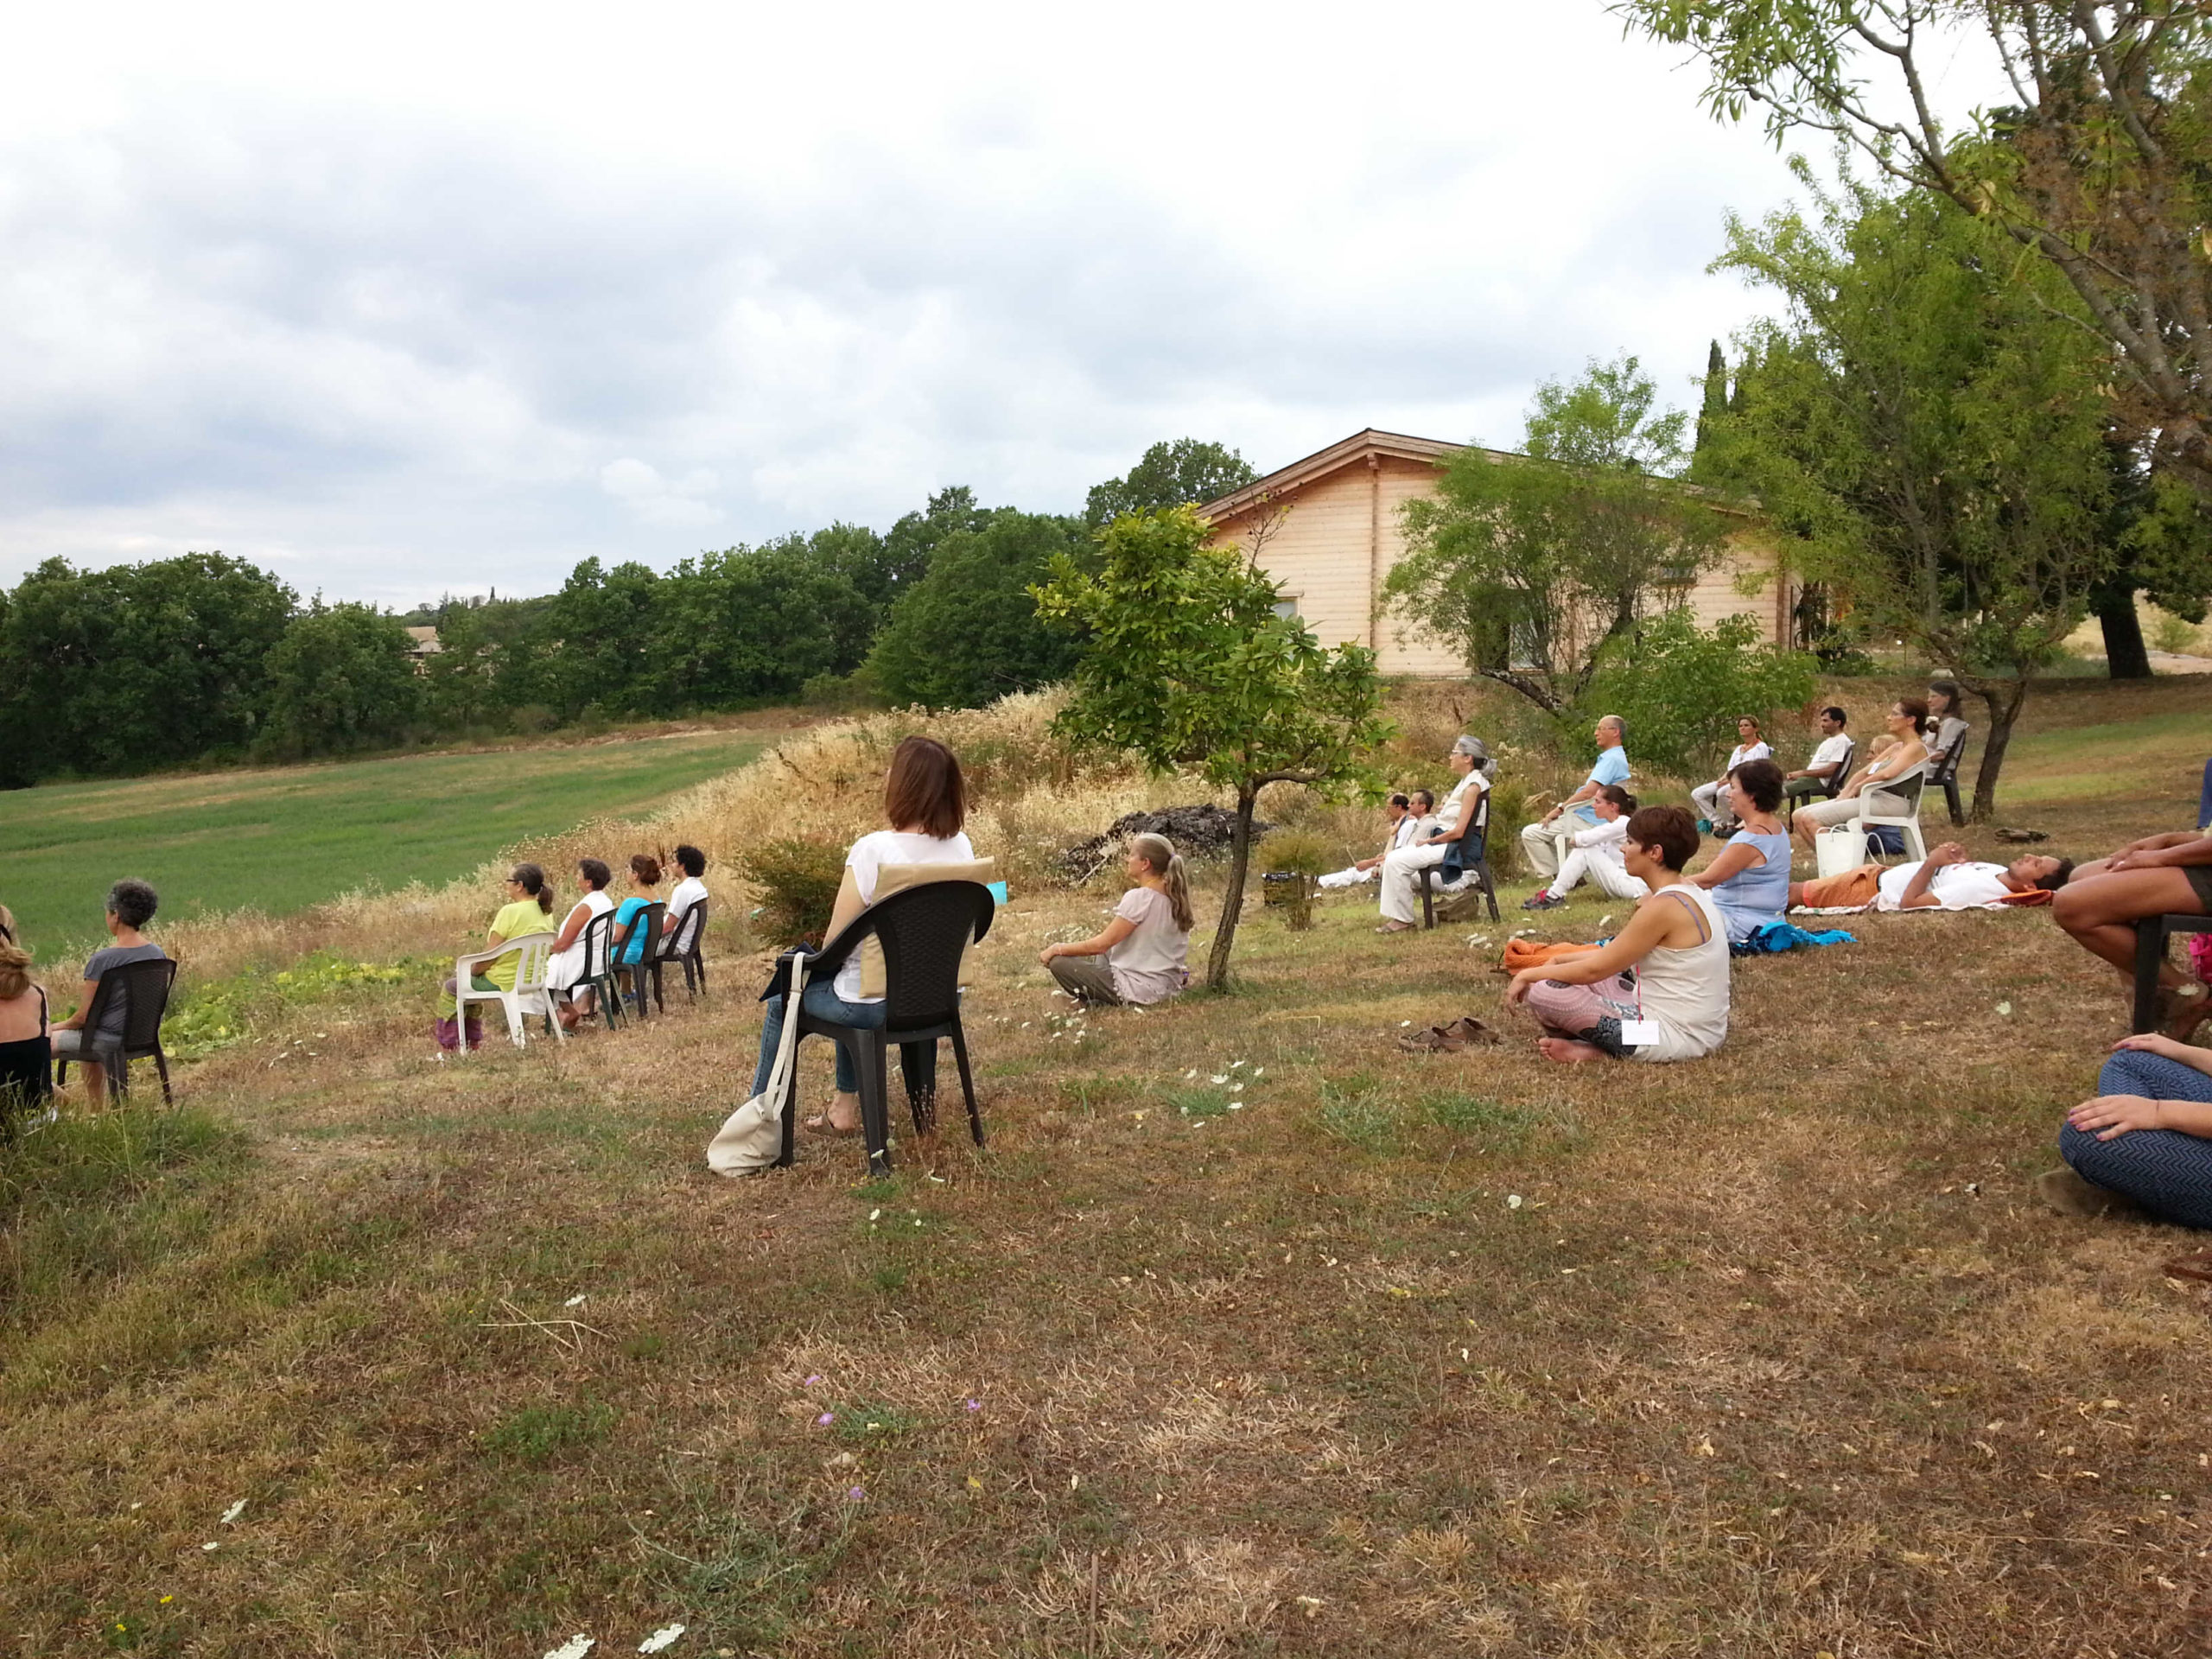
[{"x1": 0, "y1": 0, "x2": 2011, "y2": 606}]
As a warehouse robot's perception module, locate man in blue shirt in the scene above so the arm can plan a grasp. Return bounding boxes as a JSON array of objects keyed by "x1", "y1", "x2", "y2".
[{"x1": 1521, "y1": 715, "x2": 1632, "y2": 882}]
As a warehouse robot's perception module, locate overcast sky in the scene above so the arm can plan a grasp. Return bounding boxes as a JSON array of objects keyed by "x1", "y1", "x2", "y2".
[{"x1": 0, "y1": 1, "x2": 1999, "y2": 608}]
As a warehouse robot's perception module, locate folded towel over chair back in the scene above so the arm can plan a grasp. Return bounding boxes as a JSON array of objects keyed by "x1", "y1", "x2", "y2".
[{"x1": 860, "y1": 858, "x2": 997, "y2": 998}]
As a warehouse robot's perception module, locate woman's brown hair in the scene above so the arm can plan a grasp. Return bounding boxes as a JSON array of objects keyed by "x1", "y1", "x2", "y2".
[
  {"x1": 576, "y1": 858, "x2": 612, "y2": 893},
  {"x1": 512, "y1": 862, "x2": 555, "y2": 914},
  {"x1": 1624, "y1": 804, "x2": 1699, "y2": 872},
  {"x1": 0, "y1": 942, "x2": 32, "y2": 1002},
  {"x1": 883, "y1": 736, "x2": 966, "y2": 840},
  {"x1": 630, "y1": 853, "x2": 662, "y2": 887},
  {"x1": 1896, "y1": 697, "x2": 1931, "y2": 736}
]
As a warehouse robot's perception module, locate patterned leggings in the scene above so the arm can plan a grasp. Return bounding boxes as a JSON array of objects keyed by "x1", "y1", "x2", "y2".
[
  {"x1": 1522, "y1": 972, "x2": 1639, "y2": 1058},
  {"x1": 2059, "y1": 1049, "x2": 2212, "y2": 1230}
]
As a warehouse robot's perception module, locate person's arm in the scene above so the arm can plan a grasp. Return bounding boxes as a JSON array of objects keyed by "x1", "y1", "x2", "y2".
[
  {"x1": 2110, "y1": 833, "x2": 2212, "y2": 872},
  {"x1": 1547, "y1": 778, "x2": 1601, "y2": 823},
  {"x1": 2069, "y1": 1038, "x2": 2212, "y2": 1138},
  {"x1": 550, "y1": 901, "x2": 593, "y2": 952},
  {"x1": 2112, "y1": 1032, "x2": 2212, "y2": 1078},
  {"x1": 1687, "y1": 841, "x2": 1764, "y2": 891},
  {"x1": 1865, "y1": 741, "x2": 1929, "y2": 784},
  {"x1": 53, "y1": 977, "x2": 98, "y2": 1032},
  {"x1": 1039, "y1": 917, "x2": 1138, "y2": 966},
  {"x1": 1894, "y1": 843, "x2": 1966, "y2": 909},
  {"x1": 1505, "y1": 898, "x2": 1677, "y2": 1001}
]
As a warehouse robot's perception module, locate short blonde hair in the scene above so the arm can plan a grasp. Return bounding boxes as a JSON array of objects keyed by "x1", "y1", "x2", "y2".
[{"x1": 0, "y1": 942, "x2": 32, "y2": 1003}]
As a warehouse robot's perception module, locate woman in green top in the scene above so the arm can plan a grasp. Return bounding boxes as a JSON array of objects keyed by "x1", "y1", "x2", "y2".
[{"x1": 439, "y1": 863, "x2": 558, "y2": 1023}]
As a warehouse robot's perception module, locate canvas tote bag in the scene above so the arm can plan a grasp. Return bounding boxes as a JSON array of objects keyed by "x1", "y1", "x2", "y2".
[
  {"x1": 855, "y1": 857, "x2": 996, "y2": 1000},
  {"x1": 706, "y1": 954, "x2": 808, "y2": 1177}
]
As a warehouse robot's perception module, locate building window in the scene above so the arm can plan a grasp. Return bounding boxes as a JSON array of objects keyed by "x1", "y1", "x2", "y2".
[{"x1": 1273, "y1": 594, "x2": 1302, "y2": 623}]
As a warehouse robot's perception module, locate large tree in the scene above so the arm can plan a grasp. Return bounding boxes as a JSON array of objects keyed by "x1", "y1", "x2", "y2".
[
  {"x1": 868, "y1": 510, "x2": 1087, "y2": 709},
  {"x1": 0, "y1": 552, "x2": 295, "y2": 781},
  {"x1": 1033, "y1": 507, "x2": 1389, "y2": 990},
  {"x1": 1711, "y1": 175, "x2": 2120, "y2": 818},
  {"x1": 1084, "y1": 439, "x2": 1258, "y2": 527},
  {"x1": 261, "y1": 601, "x2": 423, "y2": 757},
  {"x1": 1385, "y1": 355, "x2": 1732, "y2": 714},
  {"x1": 1614, "y1": 1, "x2": 2212, "y2": 499}
]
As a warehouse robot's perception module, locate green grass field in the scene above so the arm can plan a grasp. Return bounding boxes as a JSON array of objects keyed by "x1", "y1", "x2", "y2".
[{"x1": 0, "y1": 731, "x2": 779, "y2": 957}]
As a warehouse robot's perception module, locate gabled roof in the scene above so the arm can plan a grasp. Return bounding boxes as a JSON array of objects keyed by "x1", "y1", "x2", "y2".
[{"x1": 1198, "y1": 429, "x2": 1504, "y2": 522}]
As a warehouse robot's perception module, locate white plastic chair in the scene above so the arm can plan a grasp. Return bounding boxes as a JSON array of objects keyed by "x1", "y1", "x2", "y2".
[
  {"x1": 1848, "y1": 766, "x2": 1929, "y2": 864},
  {"x1": 454, "y1": 935, "x2": 565, "y2": 1052}
]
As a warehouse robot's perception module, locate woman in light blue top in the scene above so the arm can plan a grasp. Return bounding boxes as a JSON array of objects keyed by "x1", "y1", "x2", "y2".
[
  {"x1": 612, "y1": 853, "x2": 663, "y2": 965},
  {"x1": 1688, "y1": 759, "x2": 1792, "y2": 944}
]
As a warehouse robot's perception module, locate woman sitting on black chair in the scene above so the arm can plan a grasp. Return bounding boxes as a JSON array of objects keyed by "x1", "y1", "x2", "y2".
[{"x1": 748, "y1": 736, "x2": 975, "y2": 1137}]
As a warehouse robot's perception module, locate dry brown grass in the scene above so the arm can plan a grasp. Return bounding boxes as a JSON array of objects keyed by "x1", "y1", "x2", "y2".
[{"x1": 3, "y1": 673, "x2": 2209, "y2": 1656}]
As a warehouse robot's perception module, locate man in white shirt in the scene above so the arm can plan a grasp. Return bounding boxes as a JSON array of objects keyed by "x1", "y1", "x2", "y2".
[
  {"x1": 1522, "y1": 785, "x2": 1645, "y2": 909},
  {"x1": 1789, "y1": 841, "x2": 2072, "y2": 910},
  {"x1": 664, "y1": 843, "x2": 709, "y2": 934},
  {"x1": 1783, "y1": 707, "x2": 1853, "y2": 806},
  {"x1": 1319, "y1": 792, "x2": 1433, "y2": 889}
]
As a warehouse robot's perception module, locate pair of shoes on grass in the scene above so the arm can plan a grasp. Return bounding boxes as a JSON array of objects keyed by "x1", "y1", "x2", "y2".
[
  {"x1": 1397, "y1": 1016, "x2": 1503, "y2": 1052},
  {"x1": 1520, "y1": 890, "x2": 1567, "y2": 911}
]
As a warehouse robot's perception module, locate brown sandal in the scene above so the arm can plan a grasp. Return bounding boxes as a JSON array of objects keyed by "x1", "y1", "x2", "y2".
[
  {"x1": 1395, "y1": 1025, "x2": 1465, "y2": 1052},
  {"x1": 2162, "y1": 1251, "x2": 2212, "y2": 1284},
  {"x1": 1441, "y1": 1016, "x2": 1503, "y2": 1047}
]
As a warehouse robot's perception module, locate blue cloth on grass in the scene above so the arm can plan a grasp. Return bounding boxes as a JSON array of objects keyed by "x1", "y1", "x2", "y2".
[{"x1": 1732, "y1": 921, "x2": 1857, "y2": 957}]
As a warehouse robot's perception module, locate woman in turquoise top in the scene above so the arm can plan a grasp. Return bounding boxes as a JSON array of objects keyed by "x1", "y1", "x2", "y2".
[
  {"x1": 613, "y1": 854, "x2": 663, "y2": 965},
  {"x1": 1688, "y1": 759, "x2": 1793, "y2": 944}
]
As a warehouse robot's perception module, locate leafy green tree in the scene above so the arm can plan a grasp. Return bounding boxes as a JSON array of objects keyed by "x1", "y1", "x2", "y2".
[
  {"x1": 537, "y1": 558, "x2": 664, "y2": 720},
  {"x1": 419, "y1": 601, "x2": 501, "y2": 730},
  {"x1": 1385, "y1": 355, "x2": 1730, "y2": 714},
  {"x1": 1613, "y1": 0, "x2": 2212, "y2": 499},
  {"x1": 1692, "y1": 340, "x2": 1729, "y2": 480},
  {"x1": 0, "y1": 552, "x2": 295, "y2": 780},
  {"x1": 1033, "y1": 507, "x2": 1391, "y2": 989},
  {"x1": 1711, "y1": 175, "x2": 2120, "y2": 818},
  {"x1": 1581, "y1": 610, "x2": 1818, "y2": 779},
  {"x1": 868, "y1": 510, "x2": 1087, "y2": 709},
  {"x1": 1085, "y1": 439, "x2": 1258, "y2": 527},
  {"x1": 875, "y1": 487, "x2": 994, "y2": 601},
  {"x1": 645, "y1": 542, "x2": 873, "y2": 709},
  {"x1": 261, "y1": 601, "x2": 423, "y2": 756}
]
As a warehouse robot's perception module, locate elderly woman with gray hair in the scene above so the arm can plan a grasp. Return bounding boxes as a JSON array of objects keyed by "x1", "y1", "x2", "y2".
[{"x1": 1378, "y1": 736, "x2": 1497, "y2": 932}]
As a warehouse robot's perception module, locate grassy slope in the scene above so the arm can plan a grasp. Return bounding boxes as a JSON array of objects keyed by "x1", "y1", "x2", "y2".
[
  {"x1": 0, "y1": 730, "x2": 781, "y2": 959},
  {"x1": 3, "y1": 677, "x2": 2210, "y2": 1657}
]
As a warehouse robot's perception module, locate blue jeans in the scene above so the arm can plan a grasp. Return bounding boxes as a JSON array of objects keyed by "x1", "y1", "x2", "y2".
[
  {"x1": 752, "y1": 977, "x2": 886, "y2": 1096},
  {"x1": 2060, "y1": 1049, "x2": 2212, "y2": 1230}
]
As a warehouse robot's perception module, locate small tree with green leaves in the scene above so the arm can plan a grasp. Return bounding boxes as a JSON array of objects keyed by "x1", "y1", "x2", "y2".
[
  {"x1": 1581, "y1": 610, "x2": 1819, "y2": 780},
  {"x1": 1085, "y1": 439, "x2": 1258, "y2": 528},
  {"x1": 1033, "y1": 507, "x2": 1391, "y2": 989},
  {"x1": 1386, "y1": 355, "x2": 1732, "y2": 715}
]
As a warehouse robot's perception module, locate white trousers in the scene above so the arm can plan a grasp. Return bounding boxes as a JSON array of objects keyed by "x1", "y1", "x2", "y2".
[
  {"x1": 1550, "y1": 847, "x2": 1649, "y2": 901},
  {"x1": 1690, "y1": 781, "x2": 1729, "y2": 823},
  {"x1": 1520, "y1": 822, "x2": 1573, "y2": 880},
  {"x1": 1380, "y1": 842, "x2": 1452, "y2": 925}
]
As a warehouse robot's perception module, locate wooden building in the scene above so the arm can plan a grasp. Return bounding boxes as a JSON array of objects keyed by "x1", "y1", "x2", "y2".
[{"x1": 1196, "y1": 429, "x2": 1794, "y2": 677}]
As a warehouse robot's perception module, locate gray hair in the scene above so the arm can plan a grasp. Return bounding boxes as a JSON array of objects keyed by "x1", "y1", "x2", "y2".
[
  {"x1": 1599, "y1": 714, "x2": 1626, "y2": 743},
  {"x1": 1452, "y1": 734, "x2": 1498, "y2": 780}
]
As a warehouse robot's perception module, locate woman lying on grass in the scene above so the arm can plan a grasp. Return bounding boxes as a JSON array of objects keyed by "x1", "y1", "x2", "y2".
[
  {"x1": 1506, "y1": 804, "x2": 1730, "y2": 1065},
  {"x1": 2043, "y1": 1033, "x2": 2212, "y2": 1229},
  {"x1": 1038, "y1": 832, "x2": 1192, "y2": 1007}
]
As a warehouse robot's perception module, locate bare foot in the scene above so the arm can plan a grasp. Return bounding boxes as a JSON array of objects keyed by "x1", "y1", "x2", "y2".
[
  {"x1": 1535, "y1": 1037, "x2": 1607, "y2": 1064},
  {"x1": 2162, "y1": 985, "x2": 2210, "y2": 1042}
]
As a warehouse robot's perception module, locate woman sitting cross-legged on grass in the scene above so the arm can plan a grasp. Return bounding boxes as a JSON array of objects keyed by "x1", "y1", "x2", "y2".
[
  {"x1": 439, "y1": 863, "x2": 556, "y2": 1046},
  {"x1": 548, "y1": 859, "x2": 617, "y2": 1032},
  {"x1": 2043, "y1": 1033, "x2": 2212, "y2": 1229},
  {"x1": 0, "y1": 940, "x2": 54, "y2": 1135},
  {"x1": 1506, "y1": 805, "x2": 1730, "y2": 1065},
  {"x1": 751, "y1": 735, "x2": 975, "y2": 1138},
  {"x1": 1038, "y1": 833, "x2": 1192, "y2": 1007},
  {"x1": 1685, "y1": 759, "x2": 1792, "y2": 944}
]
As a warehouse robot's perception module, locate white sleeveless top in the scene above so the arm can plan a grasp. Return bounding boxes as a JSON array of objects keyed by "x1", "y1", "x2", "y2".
[
  {"x1": 547, "y1": 889, "x2": 616, "y2": 991},
  {"x1": 1630, "y1": 883, "x2": 1730, "y2": 1063}
]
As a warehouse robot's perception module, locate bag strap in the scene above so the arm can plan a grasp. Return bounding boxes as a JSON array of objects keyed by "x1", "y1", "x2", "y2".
[{"x1": 762, "y1": 955, "x2": 810, "y2": 1116}]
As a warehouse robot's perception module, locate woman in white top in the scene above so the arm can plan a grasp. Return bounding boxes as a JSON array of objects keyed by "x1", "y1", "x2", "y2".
[
  {"x1": 549, "y1": 858, "x2": 617, "y2": 1031},
  {"x1": 1790, "y1": 697, "x2": 1933, "y2": 854},
  {"x1": 1039, "y1": 833, "x2": 1193, "y2": 1006},
  {"x1": 1926, "y1": 681, "x2": 1970, "y2": 768},
  {"x1": 1508, "y1": 805, "x2": 1730, "y2": 1064},
  {"x1": 750, "y1": 736, "x2": 975, "y2": 1137},
  {"x1": 1690, "y1": 715, "x2": 1773, "y2": 831},
  {"x1": 1378, "y1": 736, "x2": 1495, "y2": 931}
]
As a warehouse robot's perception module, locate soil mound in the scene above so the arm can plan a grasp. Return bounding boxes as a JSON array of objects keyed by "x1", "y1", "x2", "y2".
[{"x1": 1053, "y1": 804, "x2": 1273, "y2": 883}]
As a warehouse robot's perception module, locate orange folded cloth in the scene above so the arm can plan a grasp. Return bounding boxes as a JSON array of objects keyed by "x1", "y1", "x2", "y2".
[
  {"x1": 1502, "y1": 938, "x2": 1595, "y2": 972},
  {"x1": 1794, "y1": 866, "x2": 1882, "y2": 909},
  {"x1": 1993, "y1": 887, "x2": 2055, "y2": 906}
]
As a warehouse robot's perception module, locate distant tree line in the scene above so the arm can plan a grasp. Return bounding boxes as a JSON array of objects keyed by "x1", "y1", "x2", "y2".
[{"x1": 0, "y1": 440, "x2": 1256, "y2": 787}]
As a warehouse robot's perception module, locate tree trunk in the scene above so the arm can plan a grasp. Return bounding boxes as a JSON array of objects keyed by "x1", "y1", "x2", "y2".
[
  {"x1": 1205, "y1": 787, "x2": 1257, "y2": 990},
  {"x1": 1967, "y1": 677, "x2": 2033, "y2": 823},
  {"x1": 2094, "y1": 588, "x2": 2153, "y2": 679}
]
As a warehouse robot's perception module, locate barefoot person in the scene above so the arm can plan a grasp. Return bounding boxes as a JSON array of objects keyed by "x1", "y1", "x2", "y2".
[
  {"x1": 1039, "y1": 833, "x2": 1193, "y2": 1007},
  {"x1": 2052, "y1": 827, "x2": 2212, "y2": 1034},
  {"x1": 2042, "y1": 1032, "x2": 2212, "y2": 1228},
  {"x1": 1505, "y1": 805, "x2": 1730, "y2": 1065},
  {"x1": 1789, "y1": 842, "x2": 2073, "y2": 911},
  {"x1": 748, "y1": 735, "x2": 975, "y2": 1137}
]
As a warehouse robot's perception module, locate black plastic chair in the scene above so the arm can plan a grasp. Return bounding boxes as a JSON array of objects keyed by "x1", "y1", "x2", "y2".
[
  {"x1": 665, "y1": 899, "x2": 709, "y2": 1001},
  {"x1": 1419, "y1": 788, "x2": 1500, "y2": 927},
  {"x1": 54, "y1": 957, "x2": 178, "y2": 1105},
  {"x1": 1927, "y1": 727, "x2": 1972, "y2": 824},
  {"x1": 1788, "y1": 736, "x2": 1857, "y2": 810},
  {"x1": 772, "y1": 880, "x2": 995, "y2": 1178},
  {"x1": 575, "y1": 908, "x2": 625, "y2": 1030},
  {"x1": 613, "y1": 900, "x2": 666, "y2": 1018}
]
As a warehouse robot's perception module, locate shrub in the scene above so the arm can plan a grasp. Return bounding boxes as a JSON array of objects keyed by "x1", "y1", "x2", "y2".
[
  {"x1": 1482, "y1": 779, "x2": 1534, "y2": 879},
  {"x1": 1256, "y1": 830, "x2": 1336, "y2": 930},
  {"x1": 1579, "y1": 610, "x2": 1820, "y2": 779},
  {"x1": 739, "y1": 836, "x2": 848, "y2": 947}
]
